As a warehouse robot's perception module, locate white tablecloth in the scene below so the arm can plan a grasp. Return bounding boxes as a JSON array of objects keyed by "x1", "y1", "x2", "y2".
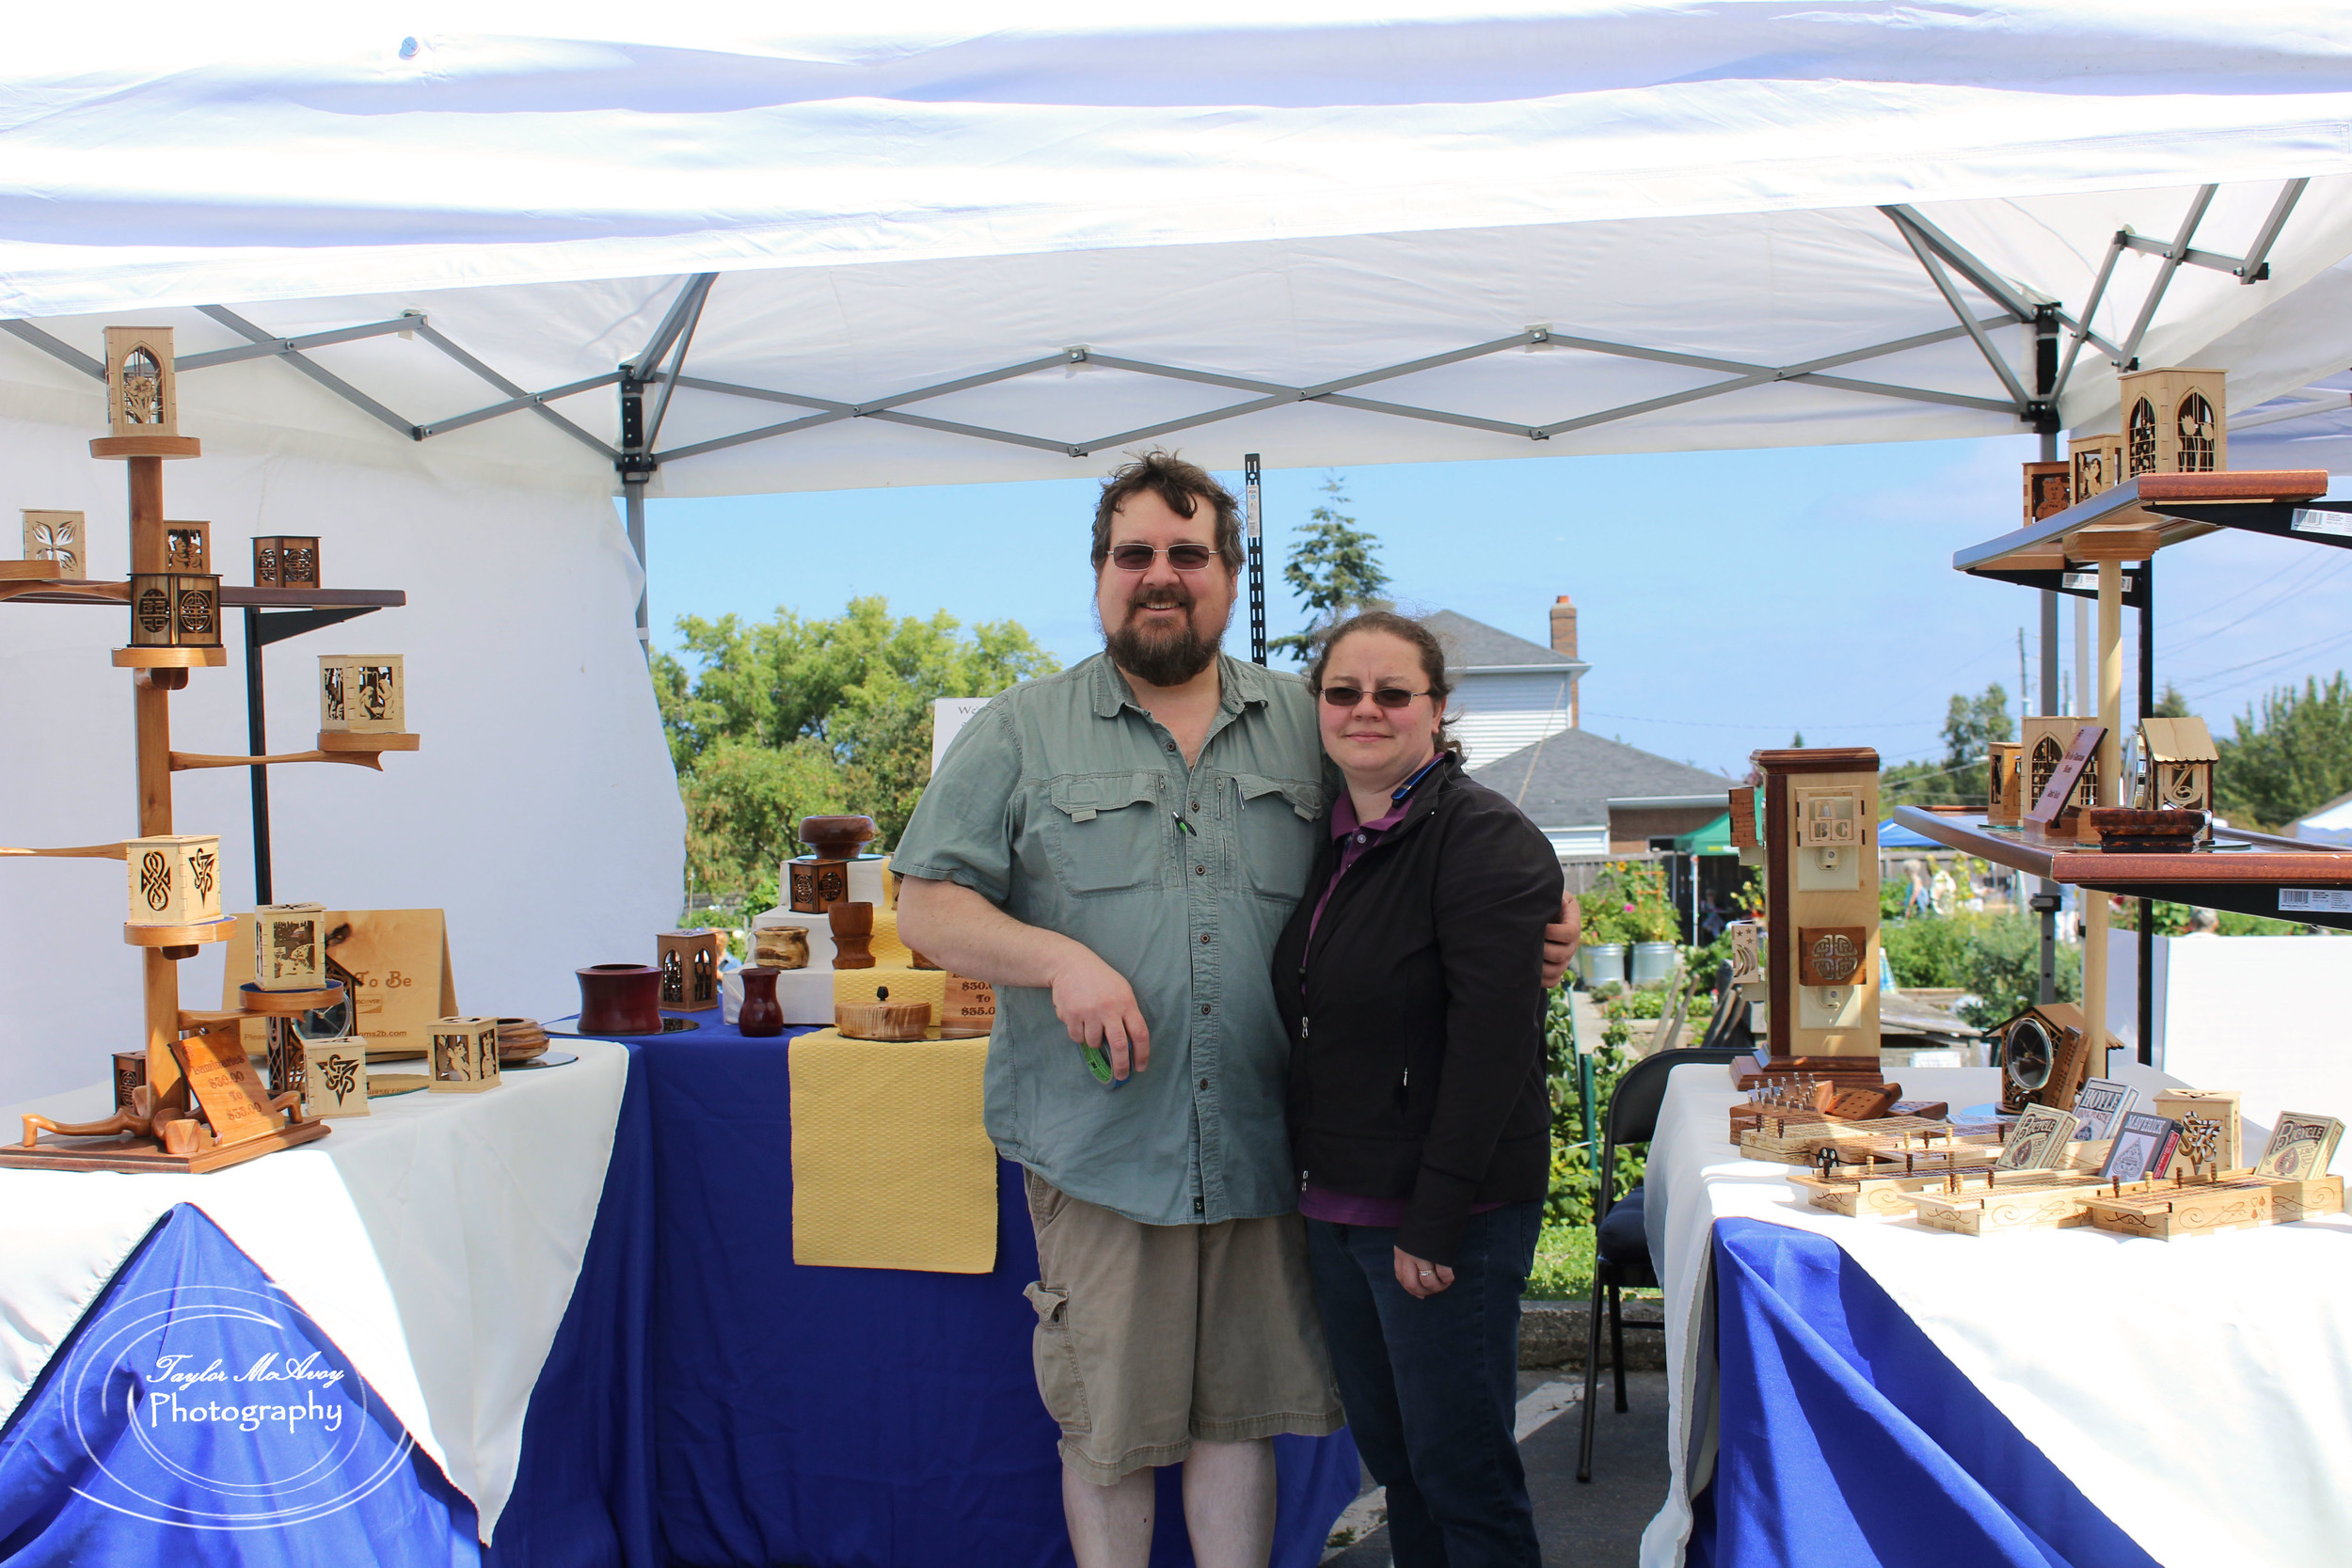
[
  {"x1": 0, "y1": 1039, "x2": 629, "y2": 1541},
  {"x1": 1640, "y1": 1062, "x2": 2352, "y2": 1568}
]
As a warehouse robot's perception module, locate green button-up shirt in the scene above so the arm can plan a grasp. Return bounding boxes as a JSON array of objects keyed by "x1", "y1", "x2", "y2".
[{"x1": 891, "y1": 651, "x2": 1327, "y2": 1227}]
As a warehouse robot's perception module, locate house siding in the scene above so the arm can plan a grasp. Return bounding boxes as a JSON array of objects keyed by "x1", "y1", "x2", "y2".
[{"x1": 1450, "y1": 670, "x2": 1575, "y2": 769}]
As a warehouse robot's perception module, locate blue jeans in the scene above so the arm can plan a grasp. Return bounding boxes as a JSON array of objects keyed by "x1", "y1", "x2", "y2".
[{"x1": 1306, "y1": 1202, "x2": 1544, "y2": 1568}]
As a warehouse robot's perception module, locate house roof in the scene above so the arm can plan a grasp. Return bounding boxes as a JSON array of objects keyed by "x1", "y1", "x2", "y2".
[
  {"x1": 1424, "y1": 610, "x2": 1575, "y2": 672},
  {"x1": 1470, "y1": 728, "x2": 1737, "y2": 830}
]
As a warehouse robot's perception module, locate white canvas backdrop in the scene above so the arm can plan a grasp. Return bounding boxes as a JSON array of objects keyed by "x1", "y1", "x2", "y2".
[{"x1": 0, "y1": 357, "x2": 679, "y2": 1108}]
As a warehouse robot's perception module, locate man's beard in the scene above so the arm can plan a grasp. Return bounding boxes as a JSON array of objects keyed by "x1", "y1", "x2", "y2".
[{"x1": 1104, "y1": 585, "x2": 1220, "y2": 687}]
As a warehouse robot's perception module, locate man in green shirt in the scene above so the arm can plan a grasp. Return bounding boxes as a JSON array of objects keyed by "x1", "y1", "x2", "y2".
[{"x1": 895, "y1": 452, "x2": 1574, "y2": 1568}]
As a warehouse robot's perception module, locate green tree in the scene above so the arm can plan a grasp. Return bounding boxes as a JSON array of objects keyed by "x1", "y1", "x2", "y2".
[
  {"x1": 655, "y1": 596, "x2": 1058, "y2": 891},
  {"x1": 2213, "y1": 673, "x2": 2352, "y2": 832},
  {"x1": 1268, "y1": 473, "x2": 1391, "y2": 663},
  {"x1": 1883, "y1": 682, "x2": 2012, "y2": 809},
  {"x1": 2150, "y1": 682, "x2": 2192, "y2": 719}
]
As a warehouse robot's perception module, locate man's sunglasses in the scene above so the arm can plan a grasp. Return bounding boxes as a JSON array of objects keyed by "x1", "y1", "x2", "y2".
[
  {"x1": 1318, "y1": 685, "x2": 1432, "y2": 709},
  {"x1": 1107, "y1": 544, "x2": 1217, "y2": 572}
]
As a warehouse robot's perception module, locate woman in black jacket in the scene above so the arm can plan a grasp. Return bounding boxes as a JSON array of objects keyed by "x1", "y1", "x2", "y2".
[{"x1": 1272, "y1": 610, "x2": 1563, "y2": 1568}]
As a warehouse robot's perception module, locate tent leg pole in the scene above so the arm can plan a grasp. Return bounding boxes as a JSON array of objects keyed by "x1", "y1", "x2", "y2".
[{"x1": 625, "y1": 480, "x2": 650, "y2": 654}]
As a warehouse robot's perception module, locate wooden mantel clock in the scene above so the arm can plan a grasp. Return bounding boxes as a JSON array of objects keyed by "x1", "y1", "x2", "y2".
[
  {"x1": 0, "y1": 326, "x2": 420, "y2": 1175},
  {"x1": 1736, "y1": 747, "x2": 1883, "y2": 1088}
]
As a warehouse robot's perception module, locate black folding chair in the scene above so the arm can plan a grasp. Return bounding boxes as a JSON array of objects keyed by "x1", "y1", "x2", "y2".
[{"x1": 1576, "y1": 1042, "x2": 1746, "y2": 1483}]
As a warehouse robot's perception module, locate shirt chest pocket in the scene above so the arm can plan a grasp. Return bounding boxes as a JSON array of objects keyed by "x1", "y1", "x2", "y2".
[
  {"x1": 1233, "y1": 773, "x2": 1325, "y2": 905},
  {"x1": 1044, "y1": 772, "x2": 1166, "y2": 896}
]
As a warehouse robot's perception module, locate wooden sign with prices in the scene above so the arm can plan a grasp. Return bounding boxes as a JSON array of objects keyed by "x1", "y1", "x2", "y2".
[{"x1": 2025, "y1": 723, "x2": 2105, "y2": 831}]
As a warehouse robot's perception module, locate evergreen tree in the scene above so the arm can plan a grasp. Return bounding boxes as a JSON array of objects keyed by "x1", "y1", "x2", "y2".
[{"x1": 1267, "y1": 473, "x2": 1391, "y2": 663}]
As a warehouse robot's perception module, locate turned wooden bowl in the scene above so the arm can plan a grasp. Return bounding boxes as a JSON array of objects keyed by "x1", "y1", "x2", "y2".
[
  {"x1": 799, "y1": 815, "x2": 878, "y2": 862},
  {"x1": 835, "y1": 1001, "x2": 931, "y2": 1041}
]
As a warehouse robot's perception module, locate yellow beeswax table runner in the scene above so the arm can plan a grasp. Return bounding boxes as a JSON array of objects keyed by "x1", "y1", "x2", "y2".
[{"x1": 788, "y1": 1028, "x2": 997, "y2": 1274}]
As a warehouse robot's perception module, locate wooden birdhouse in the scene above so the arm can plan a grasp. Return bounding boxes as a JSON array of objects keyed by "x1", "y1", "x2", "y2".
[
  {"x1": 2120, "y1": 367, "x2": 2226, "y2": 477},
  {"x1": 788, "y1": 856, "x2": 850, "y2": 913},
  {"x1": 2069, "y1": 433, "x2": 2124, "y2": 501},
  {"x1": 128, "y1": 572, "x2": 222, "y2": 649},
  {"x1": 125, "y1": 833, "x2": 222, "y2": 926},
  {"x1": 659, "y1": 928, "x2": 723, "y2": 1011},
  {"x1": 255, "y1": 902, "x2": 328, "y2": 990},
  {"x1": 2021, "y1": 461, "x2": 2071, "y2": 525},
  {"x1": 164, "y1": 521, "x2": 210, "y2": 573},
  {"x1": 319, "y1": 655, "x2": 405, "y2": 733},
  {"x1": 429, "y1": 1017, "x2": 501, "y2": 1093},
  {"x1": 1987, "y1": 740, "x2": 2024, "y2": 826},
  {"x1": 302, "y1": 1038, "x2": 373, "y2": 1118},
  {"x1": 2020, "y1": 716, "x2": 2100, "y2": 827},
  {"x1": 254, "y1": 536, "x2": 321, "y2": 589},
  {"x1": 23, "y1": 511, "x2": 85, "y2": 579},
  {"x1": 2137, "y1": 717, "x2": 2217, "y2": 820},
  {"x1": 104, "y1": 326, "x2": 178, "y2": 436}
]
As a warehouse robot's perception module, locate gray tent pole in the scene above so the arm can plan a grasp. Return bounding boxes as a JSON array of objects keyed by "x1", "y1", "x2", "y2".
[
  {"x1": 2033, "y1": 307, "x2": 2062, "y2": 1007},
  {"x1": 619, "y1": 365, "x2": 653, "y2": 655}
]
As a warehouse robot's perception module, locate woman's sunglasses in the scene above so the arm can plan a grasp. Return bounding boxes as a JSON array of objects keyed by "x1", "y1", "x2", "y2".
[
  {"x1": 1318, "y1": 686, "x2": 1431, "y2": 709},
  {"x1": 1107, "y1": 544, "x2": 1217, "y2": 572}
]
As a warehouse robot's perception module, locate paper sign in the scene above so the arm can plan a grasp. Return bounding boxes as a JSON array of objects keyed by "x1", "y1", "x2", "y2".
[
  {"x1": 2025, "y1": 723, "x2": 2105, "y2": 828},
  {"x1": 930, "y1": 697, "x2": 991, "y2": 776}
]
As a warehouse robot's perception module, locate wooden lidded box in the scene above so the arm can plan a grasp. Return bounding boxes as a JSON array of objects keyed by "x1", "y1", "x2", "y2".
[
  {"x1": 104, "y1": 325, "x2": 178, "y2": 436},
  {"x1": 429, "y1": 1017, "x2": 502, "y2": 1093},
  {"x1": 320, "y1": 654, "x2": 405, "y2": 733},
  {"x1": 303, "y1": 1038, "x2": 373, "y2": 1117},
  {"x1": 125, "y1": 833, "x2": 222, "y2": 926},
  {"x1": 659, "y1": 928, "x2": 723, "y2": 1011},
  {"x1": 2070, "y1": 432, "x2": 2124, "y2": 500},
  {"x1": 129, "y1": 572, "x2": 223, "y2": 648},
  {"x1": 2121, "y1": 367, "x2": 2226, "y2": 477},
  {"x1": 23, "y1": 511, "x2": 85, "y2": 579},
  {"x1": 255, "y1": 901, "x2": 328, "y2": 990},
  {"x1": 254, "y1": 536, "x2": 322, "y2": 589}
]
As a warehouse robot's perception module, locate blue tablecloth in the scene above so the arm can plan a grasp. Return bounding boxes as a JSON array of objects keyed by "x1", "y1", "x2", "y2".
[
  {"x1": 1689, "y1": 1218, "x2": 2157, "y2": 1568},
  {"x1": 4, "y1": 1012, "x2": 1359, "y2": 1566}
]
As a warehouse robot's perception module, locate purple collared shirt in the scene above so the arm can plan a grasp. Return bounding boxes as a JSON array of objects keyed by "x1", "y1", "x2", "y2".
[{"x1": 1296, "y1": 776, "x2": 1501, "y2": 1231}]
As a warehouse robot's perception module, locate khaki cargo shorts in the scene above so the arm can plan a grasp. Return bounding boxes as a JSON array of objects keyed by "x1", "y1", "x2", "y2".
[{"x1": 1022, "y1": 1170, "x2": 1344, "y2": 1483}]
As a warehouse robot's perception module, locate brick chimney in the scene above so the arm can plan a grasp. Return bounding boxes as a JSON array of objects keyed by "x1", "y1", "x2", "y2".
[{"x1": 1549, "y1": 594, "x2": 1581, "y2": 729}]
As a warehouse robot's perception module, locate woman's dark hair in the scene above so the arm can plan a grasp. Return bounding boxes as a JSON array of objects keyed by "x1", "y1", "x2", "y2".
[
  {"x1": 1091, "y1": 451, "x2": 1244, "y2": 576},
  {"x1": 1307, "y1": 610, "x2": 1463, "y2": 759}
]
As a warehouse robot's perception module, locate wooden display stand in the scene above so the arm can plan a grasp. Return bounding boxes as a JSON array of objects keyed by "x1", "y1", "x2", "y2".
[{"x1": 0, "y1": 329, "x2": 412, "y2": 1175}]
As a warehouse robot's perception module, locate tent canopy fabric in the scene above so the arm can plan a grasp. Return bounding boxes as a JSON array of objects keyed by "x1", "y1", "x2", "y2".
[
  {"x1": 8, "y1": 9, "x2": 2352, "y2": 497},
  {"x1": 1673, "y1": 814, "x2": 1735, "y2": 854},
  {"x1": 1880, "y1": 818, "x2": 1949, "y2": 850}
]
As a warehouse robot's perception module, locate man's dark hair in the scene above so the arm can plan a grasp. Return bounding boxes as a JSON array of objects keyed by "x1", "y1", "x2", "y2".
[{"x1": 1091, "y1": 451, "x2": 1244, "y2": 576}]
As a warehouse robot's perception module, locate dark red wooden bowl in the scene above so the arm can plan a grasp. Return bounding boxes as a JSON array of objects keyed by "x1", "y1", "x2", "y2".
[{"x1": 576, "y1": 963, "x2": 664, "y2": 1035}]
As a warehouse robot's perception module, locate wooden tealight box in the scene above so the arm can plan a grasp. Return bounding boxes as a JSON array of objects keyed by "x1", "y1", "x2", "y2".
[
  {"x1": 22, "y1": 511, "x2": 84, "y2": 578},
  {"x1": 2021, "y1": 716, "x2": 2099, "y2": 831},
  {"x1": 788, "y1": 857, "x2": 850, "y2": 913},
  {"x1": 2154, "y1": 1088, "x2": 2243, "y2": 1177},
  {"x1": 1987, "y1": 740, "x2": 2023, "y2": 825},
  {"x1": 164, "y1": 521, "x2": 210, "y2": 573},
  {"x1": 2070, "y1": 433, "x2": 2124, "y2": 500},
  {"x1": 2022, "y1": 461, "x2": 2072, "y2": 524},
  {"x1": 2121, "y1": 367, "x2": 2226, "y2": 477},
  {"x1": 125, "y1": 833, "x2": 221, "y2": 926},
  {"x1": 320, "y1": 655, "x2": 405, "y2": 733},
  {"x1": 429, "y1": 1017, "x2": 501, "y2": 1093},
  {"x1": 105, "y1": 326, "x2": 178, "y2": 436},
  {"x1": 940, "y1": 974, "x2": 997, "y2": 1038},
  {"x1": 659, "y1": 928, "x2": 722, "y2": 1011},
  {"x1": 128, "y1": 572, "x2": 222, "y2": 649},
  {"x1": 254, "y1": 536, "x2": 321, "y2": 589},
  {"x1": 255, "y1": 901, "x2": 327, "y2": 990},
  {"x1": 303, "y1": 1038, "x2": 373, "y2": 1118}
]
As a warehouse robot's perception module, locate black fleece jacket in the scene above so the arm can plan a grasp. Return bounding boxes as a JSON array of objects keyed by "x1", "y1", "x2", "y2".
[{"x1": 1271, "y1": 754, "x2": 1564, "y2": 1265}]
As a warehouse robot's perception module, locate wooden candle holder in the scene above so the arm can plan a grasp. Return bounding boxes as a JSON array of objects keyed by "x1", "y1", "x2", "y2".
[
  {"x1": 125, "y1": 834, "x2": 222, "y2": 927},
  {"x1": 788, "y1": 857, "x2": 850, "y2": 913},
  {"x1": 255, "y1": 901, "x2": 327, "y2": 990},
  {"x1": 429, "y1": 1017, "x2": 501, "y2": 1093},
  {"x1": 658, "y1": 928, "x2": 723, "y2": 1010},
  {"x1": 164, "y1": 520, "x2": 210, "y2": 573},
  {"x1": 253, "y1": 535, "x2": 321, "y2": 589},
  {"x1": 828, "y1": 902, "x2": 876, "y2": 969},
  {"x1": 319, "y1": 654, "x2": 405, "y2": 733},
  {"x1": 303, "y1": 1039, "x2": 372, "y2": 1117},
  {"x1": 105, "y1": 327, "x2": 178, "y2": 437}
]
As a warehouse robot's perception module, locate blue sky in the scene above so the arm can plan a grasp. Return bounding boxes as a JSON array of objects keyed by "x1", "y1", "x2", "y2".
[{"x1": 640, "y1": 436, "x2": 2352, "y2": 780}]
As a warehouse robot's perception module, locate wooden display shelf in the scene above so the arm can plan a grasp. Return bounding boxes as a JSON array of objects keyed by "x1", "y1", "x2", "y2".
[
  {"x1": 7, "y1": 584, "x2": 405, "y2": 610},
  {"x1": 0, "y1": 562, "x2": 66, "y2": 580},
  {"x1": 89, "y1": 435, "x2": 202, "y2": 460},
  {"x1": 316, "y1": 731, "x2": 421, "y2": 753},
  {"x1": 123, "y1": 916, "x2": 237, "y2": 949},
  {"x1": 1952, "y1": 469, "x2": 2334, "y2": 576},
  {"x1": 235, "y1": 980, "x2": 345, "y2": 1016},
  {"x1": 0, "y1": 1117, "x2": 326, "y2": 1175},
  {"x1": 1890, "y1": 806, "x2": 2352, "y2": 931},
  {"x1": 113, "y1": 645, "x2": 229, "y2": 669}
]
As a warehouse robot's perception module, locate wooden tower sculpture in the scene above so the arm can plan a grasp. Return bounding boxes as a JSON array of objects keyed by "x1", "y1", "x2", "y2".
[{"x1": 2, "y1": 327, "x2": 419, "y2": 1174}]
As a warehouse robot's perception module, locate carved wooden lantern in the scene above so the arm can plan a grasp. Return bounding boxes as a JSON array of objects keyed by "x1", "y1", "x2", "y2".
[
  {"x1": 1987, "y1": 740, "x2": 2023, "y2": 826},
  {"x1": 2021, "y1": 716, "x2": 2099, "y2": 829},
  {"x1": 2069, "y1": 433, "x2": 2124, "y2": 500},
  {"x1": 658, "y1": 928, "x2": 723, "y2": 1011},
  {"x1": 429, "y1": 1017, "x2": 502, "y2": 1093},
  {"x1": 254, "y1": 535, "x2": 321, "y2": 589},
  {"x1": 125, "y1": 833, "x2": 222, "y2": 926},
  {"x1": 128, "y1": 572, "x2": 222, "y2": 649},
  {"x1": 164, "y1": 520, "x2": 210, "y2": 573},
  {"x1": 2021, "y1": 461, "x2": 2071, "y2": 525},
  {"x1": 23, "y1": 511, "x2": 85, "y2": 579},
  {"x1": 788, "y1": 858, "x2": 850, "y2": 913},
  {"x1": 105, "y1": 326, "x2": 178, "y2": 436},
  {"x1": 255, "y1": 902, "x2": 328, "y2": 990},
  {"x1": 2137, "y1": 717, "x2": 2217, "y2": 824},
  {"x1": 303, "y1": 1038, "x2": 373, "y2": 1117},
  {"x1": 2120, "y1": 367, "x2": 2226, "y2": 477},
  {"x1": 939, "y1": 974, "x2": 997, "y2": 1038},
  {"x1": 320, "y1": 655, "x2": 405, "y2": 733}
]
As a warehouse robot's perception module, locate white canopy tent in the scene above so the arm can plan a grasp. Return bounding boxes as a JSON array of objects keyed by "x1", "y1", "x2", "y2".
[{"x1": 7, "y1": 7, "x2": 2352, "y2": 1128}]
